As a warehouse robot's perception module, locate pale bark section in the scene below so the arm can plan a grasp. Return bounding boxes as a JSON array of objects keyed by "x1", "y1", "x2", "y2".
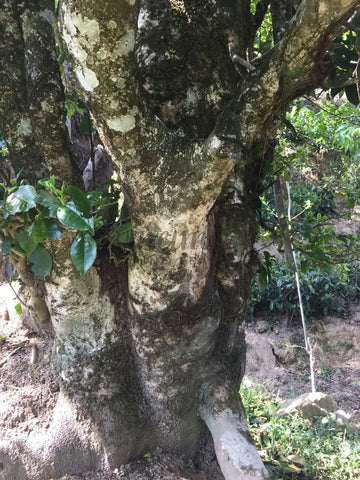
[
  {"x1": 281, "y1": 0, "x2": 359, "y2": 65},
  {"x1": 45, "y1": 261, "x2": 115, "y2": 348},
  {"x1": 59, "y1": 0, "x2": 140, "y2": 130},
  {"x1": 203, "y1": 409, "x2": 269, "y2": 480},
  {"x1": 129, "y1": 209, "x2": 212, "y2": 313},
  {"x1": 126, "y1": 137, "x2": 236, "y2": 316},
  {"x1": 232, "y1": 0, "x2": 360, "y2": 146},
  {"x1": 42, "y1": 255, "x2": 150, "y2": 466},
  {"x1": 279, "y1": 0, "x2": 360, "y2": 90}
]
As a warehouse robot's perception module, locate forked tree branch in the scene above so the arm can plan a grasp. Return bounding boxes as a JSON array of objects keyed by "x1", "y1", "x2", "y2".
[
  {"x1": 277, "y1": 0, "x2": 360, "y2": 98},
  {"x1": 225, "y1": 0, "x2": 360, "y2": 146}
]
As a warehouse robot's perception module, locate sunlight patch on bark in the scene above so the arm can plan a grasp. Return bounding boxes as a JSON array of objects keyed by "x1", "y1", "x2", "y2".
[
  {"x1": 108, "y1": 20, "x2": 118, "y2": 29},
  {"x1": 129, "y1": 208, "x2": 212, "y2": 313},
  {"x1": 318, "y1": 1, "x2": 329, "y2": 16},
  {"x1": 61, "y1": 7, "x2": 101, "y2": 92},
  {"x1": 63, "y1": 11, "x2": 100, "y2": 46},
  {"x1": 39, "y1": 9, "x2": 54, "y2": 25}
]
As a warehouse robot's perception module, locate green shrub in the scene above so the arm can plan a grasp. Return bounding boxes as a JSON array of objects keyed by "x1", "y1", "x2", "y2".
[
  {"x1": 250, "y1": 260, "x2": 360, "y2": 320},
  {"x1": 258, "y1": 181, "x2": 335, "y2": 240},
  {"x1": 241, "y1": 379, "x2": 360, "y2": 480},
  {"x1": 290, "y1": 183, "x2": 335, "y2": 217}
]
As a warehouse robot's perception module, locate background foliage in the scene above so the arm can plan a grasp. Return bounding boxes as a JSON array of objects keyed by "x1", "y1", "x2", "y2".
[{"x1": 251, "y1": 94, "x2": 360, "y2": 321}]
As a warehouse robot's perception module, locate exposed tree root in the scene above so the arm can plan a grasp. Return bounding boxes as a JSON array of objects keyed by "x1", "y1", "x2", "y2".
[{"x1": 200, "y1": 387, "x2": 269, "y2": 480}]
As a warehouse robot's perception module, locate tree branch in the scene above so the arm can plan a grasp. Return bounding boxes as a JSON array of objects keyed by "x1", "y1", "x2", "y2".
[
  {"x1": 277, "y1": 0, "x2": 360, "y2": 98},
  {"x1": 58, "y1": 0, "x2": 142, "y2": 147},
  {"x1": 225, "y1": 0, "x2": 360, "y2": 146},
  {"x1": 0, "y1": 0, "x2": 75, "y2": 183},
  {"x1": 270, "y1": 0, "x2": 296, "y2": 43},
  {"x1": 322, "y1": 68, "x2": 358, "y2": 90}
]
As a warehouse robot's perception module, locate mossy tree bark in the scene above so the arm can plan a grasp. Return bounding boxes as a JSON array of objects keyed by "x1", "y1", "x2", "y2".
[{"x1": 0, "y1": 1, "x2": 359, "y2": 479}]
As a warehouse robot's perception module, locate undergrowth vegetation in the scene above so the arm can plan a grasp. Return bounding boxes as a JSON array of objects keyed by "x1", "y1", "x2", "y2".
[
  {"x1": 250, "y1": 94, "x2": 360, "y2": 322},
  {"x1": 241, "y1": 379, "x2": 360, "y2": 480},
  {"x1": 250, "y1": 260, "x2": 360, "y2": 320}
]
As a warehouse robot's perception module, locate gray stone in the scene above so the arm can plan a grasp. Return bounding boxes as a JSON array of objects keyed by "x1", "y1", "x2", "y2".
[{"x1": 277, "y1": 392, "x2": 337, "y2": 419}]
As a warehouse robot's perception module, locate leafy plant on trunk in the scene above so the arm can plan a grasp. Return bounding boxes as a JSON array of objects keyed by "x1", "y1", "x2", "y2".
[{"x1": 0, "y1": 175, "x2": 131, "y2": 277}]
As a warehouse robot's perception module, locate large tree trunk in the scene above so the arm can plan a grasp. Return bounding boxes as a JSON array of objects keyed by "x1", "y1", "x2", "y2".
[{"x1": 0, "y1": 0, "x2": 359, "y2": 479}]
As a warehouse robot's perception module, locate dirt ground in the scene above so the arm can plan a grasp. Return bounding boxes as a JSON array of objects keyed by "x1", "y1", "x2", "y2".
[
  {"x1": 0, "y1": 282, "x2": 359, "y2": 480},
  {"x1": 245, "y1": 304, "x2": 360, "y2": 423}
]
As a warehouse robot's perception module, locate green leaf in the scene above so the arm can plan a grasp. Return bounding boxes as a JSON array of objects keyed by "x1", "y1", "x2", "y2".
[
  {"x1": 346, "y1": 197, "x2": 355, "y2": 209},
  {"x1": 258, "y1": 270, "x2": 268, "y2": 293},
  {"x1": 29, "y1": 244, "x2": 52, "y2": 277},
  {"x1": 38, "y1": 176, "x2": 56, "y2": 190},
  {"x1": 5, "y1": 185, "x2": 37, "y2": 215},
  {"x1": 1, "y1": 236, "x2": 11, "y2": 254},
  {"x1": 16, "y1": 226, "x2": 38, "y2": 256},
  {"x1": 76, "y1": 99, "x2": 87, "y2": 111},
  {"x1": 282, "y1": 169, "x2": 291, "y2": 182},
  {"x1": 66, "y1": 185, "x2": 91, "y2": 217},
  {"x1": 65, "y1": 101, "x2": 76, "y2": 119},
  {"x1": 14, "y1": 303, "x2": 23, "y2": 315},
  {"x1": 37, "y1": 191, "x2": 62, "y2": 216},
  {"x1": 57, "y1": 203, "x2": 94, "y2": 234},
  {"x1": 79, "y1": 115, "x2": 91, "y2": 134},
  {"x1": 33, "y1": 218, "x2": 48, "y2": 242},
  {"x1": 281, "y1": 115, "x2": 297, "y2": 138},
  {"x1": 86, "y1": 190, "x2": 105, "y2": 208},
  {"x1": 300, "y1": 259, "x2": 310, "y2": 274},
  {"x1": 43, "y1": 219, "x2": 62, "y2": 239},
  {"x1": 65, "y1": 94, "x2": 87, "y2": 115},
  {"x1": 116, "y1": 221, "x2": 134, "y2": 244},
  {"x1": 102, "y1": 179, "x2": 118, "y2": 186},
  {"x1": 11, "y1": 241, "x2": 26, "y2": 257},
  {"x1": 65, "y1": 95, "x2": 84, "y2": 115},
  {"x1": 70, "y1": 232, "x2": 97, "y2": 276},
  {"x1": 38, "y1": 176, "x2": 65, "y2": 202},
  {"x1": 33, "y1": 218, "x2": 62, "y2": 241},
  {"x1": 345, "y1": 84, "x2": 359, "y2": 106}
]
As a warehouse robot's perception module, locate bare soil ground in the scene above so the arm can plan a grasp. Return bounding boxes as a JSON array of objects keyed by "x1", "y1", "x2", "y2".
[
  {"x1": 1, "y1": 283, "x2": 359, "y2": 479},
  {"x1": 246, "y1": 304, "x2": 360, "y2": 425}
]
